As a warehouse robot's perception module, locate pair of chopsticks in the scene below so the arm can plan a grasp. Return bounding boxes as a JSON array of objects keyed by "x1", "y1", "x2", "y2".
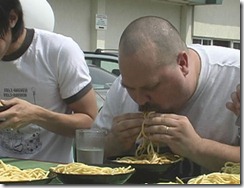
[{"x1": 0, "y1": 100, "x2": 4, "y2": 106}]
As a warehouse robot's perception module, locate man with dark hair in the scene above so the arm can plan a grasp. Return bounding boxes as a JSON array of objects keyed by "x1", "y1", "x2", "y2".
[
  {"x1": 94, "y1": 16, "x2": 240, "y2": 177},
  {"x1": 0, "y1": 0, "x2": 98, "y2": 163}
]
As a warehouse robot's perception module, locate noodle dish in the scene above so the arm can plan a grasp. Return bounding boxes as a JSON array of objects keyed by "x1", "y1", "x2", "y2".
[
  {"x1": 0, "y1": 160, "x2": 56, "y2": 184},
  {"x1": 49, "y1": 162, "x2": 135, "y2": 184}
]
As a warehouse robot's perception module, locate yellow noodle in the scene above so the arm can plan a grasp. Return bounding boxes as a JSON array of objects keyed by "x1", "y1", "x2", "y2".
[
  {"x1": 176, "y1": 176, "x2": 185, "y2": 184},
  {"x1": 157, "y1": 176, "x2": 185, "y2": 184},
  {"x1": 221, "y1": 162, "x2": 240, "y2": 174},
  {"x1": 187, "y1": 172, "x2": 240, "y2": 184},
  {"x1": 50, "y1": 162, "x2": 134, "y2": 175},
  {"x1": 0, "y1": 160, "x2": 49, "y2": 182},
  {"x1": 116, "y1": 112, "x2": 180, "y2": 164}
]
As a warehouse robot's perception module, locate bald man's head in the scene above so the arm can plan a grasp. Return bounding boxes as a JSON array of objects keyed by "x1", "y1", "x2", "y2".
[{"x1": 119, "y1": 16, "x2": 188, "y2": 66}]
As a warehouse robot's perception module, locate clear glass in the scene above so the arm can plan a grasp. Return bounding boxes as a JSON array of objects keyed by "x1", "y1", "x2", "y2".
[{"x1": 75, "y1": 128, "x2": 106, "y2": 164}]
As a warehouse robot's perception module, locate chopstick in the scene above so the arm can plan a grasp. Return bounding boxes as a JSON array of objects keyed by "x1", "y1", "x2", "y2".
[{"x1": 0, "y1": 100, "x2": 4, "y2": 106}]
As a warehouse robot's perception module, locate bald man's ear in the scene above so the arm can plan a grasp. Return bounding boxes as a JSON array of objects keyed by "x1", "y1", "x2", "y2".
[
  {"x1": 9, "y1": 10, "x2": 18, "y2": 28},
  {"x1": 177, "y1": 51, "x2": 189, "y2": 77}
]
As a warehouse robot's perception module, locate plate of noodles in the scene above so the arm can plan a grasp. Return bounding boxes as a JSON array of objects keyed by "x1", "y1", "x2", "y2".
[
  {"x1": 107, "y1": 152, "x2": 183, "y2": 183},
  {"x1": 49, "y1": 162, "x2": 135, "y2": 184},
  {"x1": 155, "y1": 161, "x2": 241, "y2": 184},
  {"x1": 185, "y1": 161, "x2": 241, "y2": 184},
  {"x1": 185, "y1": 161, "x2": 240, "y2": 184},
  {"x1": 0, "y1": 160, "x2": 57, "y2": 185},
  {"x1": 108, "y1": 152, "x2": 183, "y2": 171},
  {"x1": 187, "y1": 172, "x2": 240, "y2": 184}
]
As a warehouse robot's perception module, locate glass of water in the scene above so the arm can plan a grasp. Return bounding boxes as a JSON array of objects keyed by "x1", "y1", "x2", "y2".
[{"x1": 75, "y1": 128, "x2": 106, "y2": 164}]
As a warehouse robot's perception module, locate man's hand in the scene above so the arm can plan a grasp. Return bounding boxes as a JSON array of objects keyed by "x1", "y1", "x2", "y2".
[
  {"x1": 0, "y1": 98, "x2": 37, "y2": 130},
  {"x1": 144, "y1": 113, "x2": 202, "y2": 158},
  {"x1": 106, "y1": 113, "x2": 144, "y2": 155},
  {"x1": 226, "y1": 84, "x2": 241, "y2": 117}
]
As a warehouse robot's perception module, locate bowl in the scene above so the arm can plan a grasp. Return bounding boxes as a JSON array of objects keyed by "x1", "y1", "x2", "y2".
[
  {"x1": 1, "y1": 171, "x2": 57, "y2": 185},
  {"x1": 107, "y1": 154, "x2": 183, "y2": 184},
  {"x1": 50, "y1": 163, "x2": 135, "y2": 184}
]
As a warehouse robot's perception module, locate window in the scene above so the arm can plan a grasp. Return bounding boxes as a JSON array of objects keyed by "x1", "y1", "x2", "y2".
[
  {"x1": 193, "y1": 38, "x2": 201, "y2": 44},
  {"x1": 233, "y1": 42, "x2": 240, "y2": 50},
  {"x1": 213, "y1": 40, "x2": 230, "y2": 47},
  {"x1": 203, "y1": 39, "x2": 211, "y2": 45},
  {"x1": 193, "y1": 38, "x2": 211, "y2": 45},
  {"x1": 84, "y1": 51, "x2": 120, "y2": 75},
  {"x1": 193, "y1": 37, "x2": 240, "y2": 49}
]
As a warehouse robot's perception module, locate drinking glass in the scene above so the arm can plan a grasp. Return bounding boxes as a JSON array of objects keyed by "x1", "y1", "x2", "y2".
[{"x1": 75, "y1": 128, "x2": 106, "y2": 164}]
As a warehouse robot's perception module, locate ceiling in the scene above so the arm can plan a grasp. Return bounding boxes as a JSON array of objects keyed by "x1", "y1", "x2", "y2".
[{"x1": 152, "y1": 0, "x2": 223, "y2": 5}]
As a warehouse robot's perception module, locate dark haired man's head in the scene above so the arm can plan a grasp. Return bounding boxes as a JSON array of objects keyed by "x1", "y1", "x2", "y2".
[{"x1": 0, "y1": 0, "x2": 24, "y2": 42}]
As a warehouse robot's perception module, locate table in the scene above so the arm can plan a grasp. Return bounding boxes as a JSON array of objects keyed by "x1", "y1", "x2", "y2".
[{"x1": 0, "y1": 157, "x2": 201, "y2": 184}]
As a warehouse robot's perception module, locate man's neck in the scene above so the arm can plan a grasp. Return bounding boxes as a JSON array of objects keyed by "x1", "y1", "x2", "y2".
[{"x1": 189, "y1": 48, "x2": 201, "y2": 93}]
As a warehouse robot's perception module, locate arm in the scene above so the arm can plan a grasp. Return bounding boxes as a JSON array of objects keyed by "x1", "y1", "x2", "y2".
[
  {"x1": 0, "y1": 88, "x2": 98, "y2": 137},
  {"x1": 189, "y1": 138, "x2": 240, "y2": 171}
]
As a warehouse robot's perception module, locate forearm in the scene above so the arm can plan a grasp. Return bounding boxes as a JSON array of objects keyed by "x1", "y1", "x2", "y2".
[
  {"x1": 32, "y1": 105, "x2": 94, "y2": 137},
  {"x1": 189, "y1": 138, "x2": 240, "y2": 171}
]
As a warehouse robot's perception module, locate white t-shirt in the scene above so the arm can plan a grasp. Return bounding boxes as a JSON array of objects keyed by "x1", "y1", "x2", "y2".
[
  {"x1": 94, "y1": 44, "x2": 240, "y2": 175},
  {"x1": 0, "y1": 29, "x2": 92, "y2": 163}
]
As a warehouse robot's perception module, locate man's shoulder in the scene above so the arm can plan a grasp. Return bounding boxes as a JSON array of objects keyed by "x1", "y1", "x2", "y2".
[
  {"x1": 33, "y1": 28, "x2": 74, "y2": 44},
  {"x1": 189, "y1": 44, "x2": 239, "y2": 55},
  {"x1": 32, "y1": 28, "x2": 80, "y2": 54}
]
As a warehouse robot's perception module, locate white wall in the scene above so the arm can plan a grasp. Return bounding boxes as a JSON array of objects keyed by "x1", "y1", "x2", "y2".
[
  {"x1": 47, "y1": 0, "x2": 91, "y2": 51},
  {"x1": 193, "y1": 0, "x2": 240, "y2": 40},
  {"x1": 46, "y1": 0, "x2": 240, "y2": 50},
  {"x1": 47, "y1": 0, "x2": 182, "y2": 50},
  {"x1": 104, "y1": 0, "x2": 181, "y2": 49}
]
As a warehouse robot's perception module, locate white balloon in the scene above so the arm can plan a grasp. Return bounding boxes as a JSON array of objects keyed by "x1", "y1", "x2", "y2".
[{"x1": 19, "y1": 0, "x2": 55, "y2": 32}]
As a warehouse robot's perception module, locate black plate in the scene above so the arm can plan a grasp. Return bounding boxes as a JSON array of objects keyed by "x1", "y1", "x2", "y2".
[
  {"x1": 106, "y1": 154, "x2": 183, "y2": 184},
  {"x1": 1, "y1": 171, "x2": 57, "y2": 185},
  {"x1": 50, "y1": 163, "x2": 135, "y2": 184}
]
